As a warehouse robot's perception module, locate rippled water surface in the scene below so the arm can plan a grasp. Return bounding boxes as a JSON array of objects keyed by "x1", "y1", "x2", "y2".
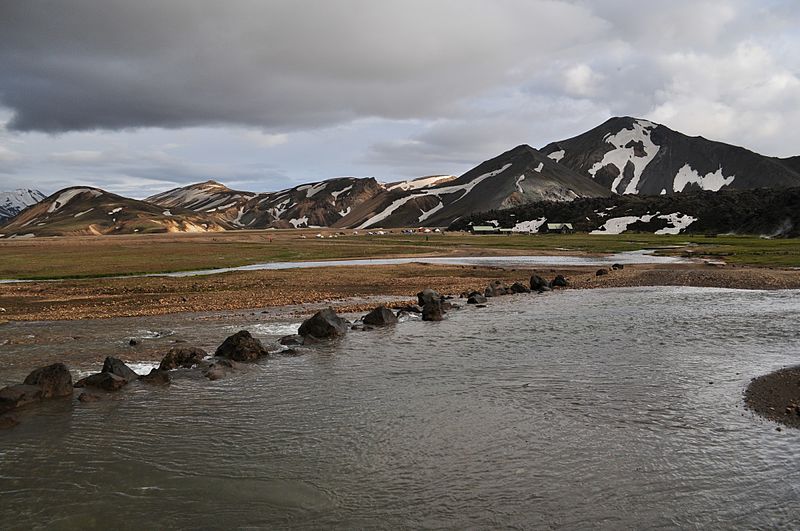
[{"x1": 1, "y1": 287, "x2": 800, "y2": 529}]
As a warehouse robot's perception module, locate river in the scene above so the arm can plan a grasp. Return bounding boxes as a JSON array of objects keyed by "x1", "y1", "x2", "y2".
[{"x1": 1, "y1": 286, "x2": 798, "y2": 528}]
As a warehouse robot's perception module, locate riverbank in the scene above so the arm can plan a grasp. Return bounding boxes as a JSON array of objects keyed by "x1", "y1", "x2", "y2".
[{"x1": 1, "y1": 261, "x2": 799, "y2": 321}]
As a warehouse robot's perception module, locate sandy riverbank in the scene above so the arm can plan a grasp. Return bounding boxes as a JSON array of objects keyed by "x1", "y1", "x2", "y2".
[
  {"x1": 1, "y1": 261, "x2": 799, "y2": 321},
  {"x1": 745, "y1": 367, "x2": 800, "y2": 429}
]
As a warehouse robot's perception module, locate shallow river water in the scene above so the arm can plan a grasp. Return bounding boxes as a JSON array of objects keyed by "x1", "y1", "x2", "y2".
[{"x1": 1, "y1": 287, "x2": 799, "y2": 529}]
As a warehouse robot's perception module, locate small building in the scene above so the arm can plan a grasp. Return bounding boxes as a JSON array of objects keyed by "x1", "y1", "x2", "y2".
[
  {"x1": 541, "y1": 223, "x2": 574, "y2": 234},
  {"x1": 470, "y1": 225, "x2": 501, "y2": 234}
]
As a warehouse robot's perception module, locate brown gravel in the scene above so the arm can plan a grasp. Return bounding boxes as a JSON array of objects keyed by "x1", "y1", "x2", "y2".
[
  {"x1": 1, "y1": 261, "x2": 798, "y2": 322},
  {"x1": 745, "y1": 367, "x2": 800, "y2": 429}
]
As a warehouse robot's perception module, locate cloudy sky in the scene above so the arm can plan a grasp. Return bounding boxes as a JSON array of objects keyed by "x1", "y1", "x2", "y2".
[{"x1": 1, "y1": 0, "x2": 798, "y2": 197}]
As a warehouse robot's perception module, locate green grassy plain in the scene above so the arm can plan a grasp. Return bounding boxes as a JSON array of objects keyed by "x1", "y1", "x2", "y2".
[{"x1": 0, "y1": 230, "x2": 798, "y2": 280}]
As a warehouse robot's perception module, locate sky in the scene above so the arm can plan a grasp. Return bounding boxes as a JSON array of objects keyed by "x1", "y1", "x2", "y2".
[{"x1": 0, "y1": 0, "x2": 799, "y2": 198}]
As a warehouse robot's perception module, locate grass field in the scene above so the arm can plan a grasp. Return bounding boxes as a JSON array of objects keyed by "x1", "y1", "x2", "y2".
[{"x1": 1, "y1": 229, "x2": 799, "y2": 280}]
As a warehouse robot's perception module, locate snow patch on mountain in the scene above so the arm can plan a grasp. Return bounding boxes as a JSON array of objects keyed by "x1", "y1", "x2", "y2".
[
  {"x1": 289, "y1": 216, "x2": 309, "y2": 228},
  {"x1": 331, "y1": 185, "x2": 353, "y2": 199},
  {"x1": 47, "y1": 188, "x2": 102, "y2": 213},
  {"x1": 591, "y1": 214, "x2": 656, "y2": 234},
  {"x1": 589, "y1": 120, "x2": 659, "y2": 194},
  {"x1": 0, "y1": 189, "x2": 46, "y2": 219},
  {"x1": 515, "y1": 175, "x2": 526, "y2": 193},
  {"x1": 548, "y1": 150, "x2": 565, "y2": 163},
  {"x1": 305, "y1": 182, "x2": 328, "y2": 198},
  {"x1": 387, "y1": 175, "x2": 456, "y2": 192},
  {"x1": 654, "y1": 213, "x2": 697, "y2": 234},
  {"x1": 673, "y1": 164, "x2": 735, "y2": 192},
  {"x1": 357, "y1": 164, "x2": 512, "y2": 229},
  {"x1": 418, "y1": 201, "x2": 444, "y2": 222},
  {"x1": 512, "y1": 217, "x2": 547, "y2": 233},
  {"x1": 534, "y1": 162, "x2": 544, "y2": 173}
]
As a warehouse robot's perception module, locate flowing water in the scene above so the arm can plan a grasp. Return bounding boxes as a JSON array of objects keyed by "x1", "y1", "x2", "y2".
[{"x1": 1, "y1": 287, "x2": 799, "y2": 529}]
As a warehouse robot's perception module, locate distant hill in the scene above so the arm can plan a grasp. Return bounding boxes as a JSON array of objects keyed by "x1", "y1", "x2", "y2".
[
  {"x1": 450, "y1": 187, "x2": 800, "y2": 237},
  {"x1": 0, "y1": 187, "x2": 228, "y2": 238},
  {"x1": 541, "y1": 117, "x2": 800, "y2": 195},
  {"x1": 337, "y1": 144, "x2": 611, "y2": 229},
  {"x1": 0, "y1": 189, "x2": 45, "y2": 222}
]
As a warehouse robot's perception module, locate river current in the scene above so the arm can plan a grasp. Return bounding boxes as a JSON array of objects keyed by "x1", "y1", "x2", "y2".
[{"x1": 1, "y1": 286, "x2": 799, "y2": 528}]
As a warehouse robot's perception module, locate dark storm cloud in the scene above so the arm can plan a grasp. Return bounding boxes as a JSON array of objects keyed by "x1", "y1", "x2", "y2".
[{"x1": 0, "y1": 0, "x2": 605, "y2": 132}]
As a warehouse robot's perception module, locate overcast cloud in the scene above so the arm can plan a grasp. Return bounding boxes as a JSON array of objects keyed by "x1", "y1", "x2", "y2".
[{"x1": 0, "y1": 0, "x2": 798, "y2": 197}]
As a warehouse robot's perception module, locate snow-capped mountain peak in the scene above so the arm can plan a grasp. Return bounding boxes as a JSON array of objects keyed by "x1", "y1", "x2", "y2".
[{"x1": 0, "y1": 188, "x2": 46, "y2": 221}]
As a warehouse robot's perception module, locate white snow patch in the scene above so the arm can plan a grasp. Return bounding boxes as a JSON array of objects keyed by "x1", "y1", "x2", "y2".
[
  {"x1": 47, "y1": 188, "x2": 101, "y2": 213},
  {"x1": 589, "y1": 120, "x2": 659, "y2": 194},
  {"x1": 357, "y1": 164, "x2": 511, "y2": 229},
  {"x1": 515, "y1": 175, "x2": 526, "y2": 193},
  {"x1": 108, "y1": 207, "x2": 123, "y2": 215},
  {"x1": 331, "y1": 185, "x2": 353, "y2": 199},
  {"x1": 660, "y1": 189, "x2": 667, "y2": 195},
  {"x1": 512, "y1": 217, "x2": 547, "y2": 233},
  {"x1": 289, "y1": 216, "x2": 309, "y2": 228},
  {"x1": 548, "y1": 150, "x2": 565, "y2": 163},
  {"x1": 418, "y1": 201, "x2": 444, "y2": 222},
  {"x1": 387, "y1": 175, "x2": 456, "y2": 192},
  {"x1": 74, "y1": 208, "x2": 93, "y2": 218},
  {"x1": 305, "y1": 182, "x2": 328, "y2": 198},
  {"x1": 654, "y1": 213, "x2": 697, "y2": 235},
  {"x1": 338, "y1": 207, "x2": 351, "y2": 217},
  {"x1": 162, "y1": 210, "x2": 173, "y2": 217},
  {"x1": 673, "y1": 164, "x2": 735, "y2": 192},
  {"x1": 534, "y1": 162, "x2": 544, "y2": 173},
  {"x1": 591, "y1": 214, "x2": 656, "y2": 234}
]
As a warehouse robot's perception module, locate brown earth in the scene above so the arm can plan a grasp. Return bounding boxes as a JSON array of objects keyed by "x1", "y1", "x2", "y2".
[
  {"x1": 744, "y1": 367, "x2": 800, "y2": 429},
  {"x1": 1, "y1": 261, "x2": 798, "y2": 322}
]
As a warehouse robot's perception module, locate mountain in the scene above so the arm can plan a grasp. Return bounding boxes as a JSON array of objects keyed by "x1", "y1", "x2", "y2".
[
  {"x1": 541, "y1": 117, "x2": 800, "y2": 195},
  {"x1": 0, "y1": 187, "x2": 228, "y2": 238},
  {"x1": 337, "y1": 144, "x2": 611, "y2": 229},
  {"x1": 146, "y1": 180, "x2": 257, "y2": 227},
  {"x1": 0, "y1": 189, "x2": 46, "y2": 221},
  {"x1": 148, "y1": 177, "x2": 385, "y2": 228},
  {"x1": 384, "y1": 175, "x2": 457, "y2": 191},
  {"x1": 450, "y1": 187, "x2": 800, "y2": 237}
]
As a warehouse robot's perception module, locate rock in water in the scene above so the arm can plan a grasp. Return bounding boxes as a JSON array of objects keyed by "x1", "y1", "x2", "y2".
[
  {"x1": 417, "y1": 288, "x2": 441, "y2": 307},
  {"x1": 23, "y1": 363, "x2": 73, "y2": 398},
  {"x1": 0, "y1": 413, "x2": 20, "y2": 429},
  {"x1": 203, "y1": 359, "x2": 242, "y2": 381},
  {"x1": 551, "y1": 275, "x2": 568, "y2": 288},
  {"x1": 0, "y1": 384, "x2": 43, "y2": 413},
  {"x1": 611, "y1": 263, "x2": 624, "y2": 270},
  {"x1": 362, "y1": 305, "x2": 398, "y2": 326},
  {"x1": 510, "y1": 282, "x2": 531, "y2": 294},
  {"x1": 139, "y1": 368, "x2": 171, "y2": 385},
  {"x1": 159, "y1": 346, "x2": 208, "y2": 370},
  {"x1": 74, "y1": 372, "x2": 128, "y2": 391},
  {"x1": 215, "y1": 330, "x2": 269, "y2": 362},
  {"x1": 298, "y1": 308, "x2": 349, "y2": 339},
  {"x1": 102, "y1": 357, "x2": 139, "y2": 383},
  {"x1": 530, "y1": 275, "x2": 550, "y2": 292},
  {"x1": 422, "y1": 300, "x2": 445, "y2": 321},
  {"x1": 279, "y1": 334, "x2": 304, "y2": 346},
  {"x1": 485, "y1": 281, "x2": 508, "y2": 297},
  {"x1": 596, "y1": 268, "x2": 609, "y2": 276},
  {"x1": 467, "y1": 292, "x2": 487, "y2": 304}
]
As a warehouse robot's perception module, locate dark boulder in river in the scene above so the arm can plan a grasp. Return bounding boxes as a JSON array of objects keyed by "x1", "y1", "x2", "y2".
[
  {"x1": 159, "y1": 346, "x2": 208, "y2": 370},
  {"x1": 467, "y1": 292, "x2": 487, "y2": 304},
  {"x1": 510, "y1": 282, "x2": 531, "y2": 294},
  {"x1": 530, "y1": 275, "x2": 550, "y2": 292},
  {"x1": 422, "y1": 300, "x2": 445, "y2": 321},
  {"x1": 298, "y1": 308, "x2": 349, "y2": 339},
  {"x1": 0, "y1": 384, "x2": 42, "y2": 413},
  {"x1": 203, "y1": 359, "x2": 243, "y2": 381},
  {"x1": 484, "y1": 280, "x2": 508, "y2": 297},
  {"x1": 139, "y1": 369, "x2": 171, "y2": 385},
  {"x1": 417, "y1": 288, "x2": 441, "y2": 307},
  {"x1": 279, "y1": 334, "x2": 304, "y2": 346},
  {"x1": 551, "y1": 275, "x2": 568, "y2": 288},
  {"x1": 23, "y1": 362, "x2": 73, "y2": 398},
  {"x1": 362, "y1": 305, "x2": 398, "y2": 326},
  {"x1": 215, "y1": 330, "x2": 269, "y2": 362},
  {"x1": 596, "y1": 268, "x2": 609, "y2": 276},
  {"x1": 75, "y1": 372, "x2": 128, "y2": 391},
  {"x1": 102, "y1": 357, "x2": 139, "y2": 383}
]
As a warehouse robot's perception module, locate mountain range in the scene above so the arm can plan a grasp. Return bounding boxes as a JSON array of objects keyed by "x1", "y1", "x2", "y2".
[
  {"x1": 2, "y1": 116, "x2": 799, "y2": 237},
  {"x1": 0, "y1": 189, "x2": 46, "y2": 222}
]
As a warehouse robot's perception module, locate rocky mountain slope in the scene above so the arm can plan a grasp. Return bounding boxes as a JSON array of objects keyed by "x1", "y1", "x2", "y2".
[
  {"x1": 541, "y1": 117, "x2": 800, "y2": 195},
  {"x1": 0, "y1": 187, "x2": 228, "y2": 238},
  {"x1": 0, "y1": 189, "x2": 45, "y2": 222},
  {"x1": 337, "y1": 144, "x2": 611, "y2": 229},
  {"x1": 146, "y1": 180, "x2": 256, "y2": 227},
  {"x1": 450, "y1": 187, "x2": 800, "y2": 237}
]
